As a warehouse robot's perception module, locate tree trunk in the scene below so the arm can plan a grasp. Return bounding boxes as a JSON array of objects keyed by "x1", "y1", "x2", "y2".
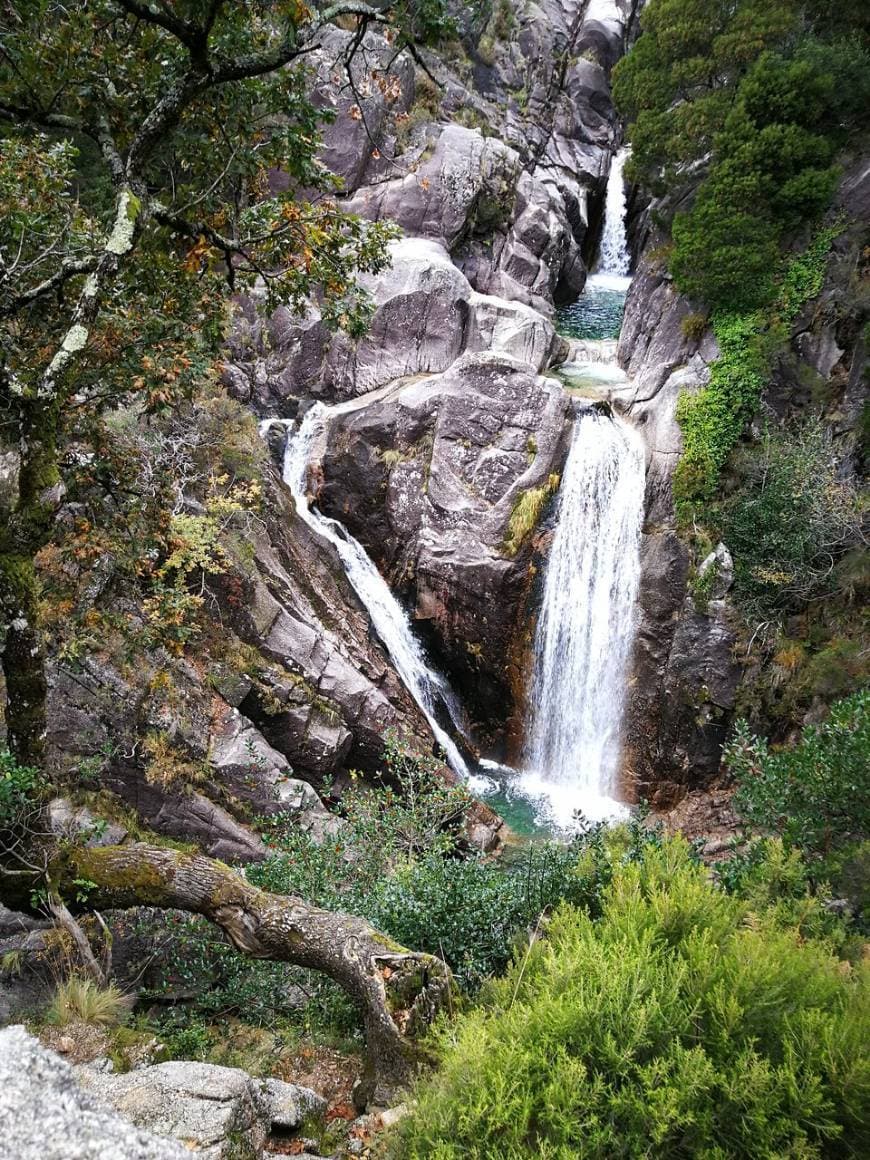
[
  {"x1": 51, "y1": 842, "x2": 452, "y2": 1106},
  {"x1": 0, "y1": 553, "x2": 48, "y2": 768},
  {"x1": 0, "y1": 398, "x2": 62, "y2": 770}
]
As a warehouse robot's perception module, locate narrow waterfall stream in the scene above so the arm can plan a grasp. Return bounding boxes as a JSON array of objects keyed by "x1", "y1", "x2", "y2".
[
  {"x1": 520, "y1": 411, "x2": 645, "y2": 826},
  {"x1": 275, "y1": 141, "x2": 645, "y2": 831},
  {"x1": 595, "y1": 145, "x2": 632, "y2": 279},
  {"x1": 556, "y1": 145, "x2": 632, "y2": 341},
  {"x1": 282, "y1": 405, "x2": 474, "y2": 782}
]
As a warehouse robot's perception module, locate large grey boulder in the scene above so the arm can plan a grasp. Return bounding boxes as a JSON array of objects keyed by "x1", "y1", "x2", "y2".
[
  {"x1": 225, "y1": 237, "x2": 559, "y2": 409},
  {"x1": 75, "y1": 1060, "x2": 326, "y2": 1160},
  {"x1": 459, "y1": 170, "x2": 587, "y2": 311},
  {"x1": 316, "y1": 350, "x2": 575, "y2": 735},
  {"x1": 347, "y1": 125, "x2": 522, "y2": 251},
  {"x1": 0, "y1": 1025, "x2": 187, "y2": 1160},
  {"x1": 207, "y1": 704, "x2": 339, "y2": 841}
]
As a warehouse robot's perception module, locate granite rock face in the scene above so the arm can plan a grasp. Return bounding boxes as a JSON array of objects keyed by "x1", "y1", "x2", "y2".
[
  {"x1": 76, "y1": 1059, "x2": 325, "y2": 1160},
  {"x1": 315, "y1": 351, "x2": 575, "y2": 740},
  {"x1": 0, "y1": 1026, "x2": 188, "y2": 1160},
  {"x1": 224, "y1": 237, "x2": 560, "y2": 411},
  {"x1": 610, "y1": 251, "x2": 739, "y2": 802}
]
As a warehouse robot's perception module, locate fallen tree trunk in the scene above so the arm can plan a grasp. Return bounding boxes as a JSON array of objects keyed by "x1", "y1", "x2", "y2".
[{"x1": 32, "y1": 842, "x2": 452, "y2": 1106}]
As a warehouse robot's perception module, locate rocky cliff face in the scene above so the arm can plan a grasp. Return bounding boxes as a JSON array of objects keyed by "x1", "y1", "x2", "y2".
[
  {"x1": 611, "y1": 156, "x2": 869, "y2": 805},
  {"x1": 13, "y1": 1, "x2": 647, "y2": 850},
  {"x1": 16, "y1": 0, "x2": 778, "y2": 846},
  {"x1": 219, "y1": 0, "x2": 644, "y2": 761},
  {"x1": 314, "y1": 352, "x2": 574, "y2": 743}
]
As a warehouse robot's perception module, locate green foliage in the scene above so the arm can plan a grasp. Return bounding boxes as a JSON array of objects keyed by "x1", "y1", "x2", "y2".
[
  {"x1": 370, "y1": 837, "x2": 607, "y2": 990},
  {"x1": 615, "y1": 1, "x2": 869, "y2": 313},
  {"x1": 716, "y1": 419, "x2": 863, "y2": 616},
  {"x1": 613, "y1": 0, "x2": 802, "y2": 192},
  {"x1": 714, "y1": 836, "x2": 858, "y2": 945},
  {"x1": 0, "y1": 748, "x2": 42, "y2": 856},
  {"x1": 252, "y1": 730, "x2": 473, "y2": 911},
  {"x1": 674, "y1": 312, "x2": 767, "y2": 507},
  {"x1": 673, "y1": 227, "x2": 839, "y2": 510},
  {"x1": 152, "y1": 1012, "x2": 215, "y2": 1062},
  {"x1": 256, "y1": 800, "x2": 666, "y2": 992},
  {"x1": 0, "y1": 748, "x2": 41, "y2": 828},
  {"x1": 390, "y1": 839, "x2": 870, "y2": 1159},
  {"x1": 726, "y1": 691, "x2": 870, "y2": 859}
]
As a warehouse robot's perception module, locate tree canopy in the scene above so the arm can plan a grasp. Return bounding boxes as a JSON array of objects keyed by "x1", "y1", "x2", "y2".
[
  {"x1": 0, "y1": 0, "x2": 416, "y2": 766},
  {"x1": 613, "y1": 0, "x2": 870, "y2": 313}
]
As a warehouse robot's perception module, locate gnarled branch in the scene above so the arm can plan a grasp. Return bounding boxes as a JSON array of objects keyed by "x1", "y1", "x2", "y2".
[{"x1": 49, "y1": 842, "x2": 452, "y2": 1106}]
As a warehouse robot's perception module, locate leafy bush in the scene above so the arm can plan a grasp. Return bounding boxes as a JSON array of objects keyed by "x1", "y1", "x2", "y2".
[
  {"x1": 673, "y1": 226, "x2": 838, "y2": 510},
  {"x1": 615, "y1": 0, "x2": 869, "y2": 314},
  {"x1": 726, "y1": 690, "x2": 870, "y2": 858},
  {"x1": 141, "y1": 910, "x2": 360, "y2": 1036},
  {"x1": 390, "y1": 839, "x2": 870, "y2": 1159},
  {"x1": 369, "y1": 836, "x2": 611, "y2": 989},
  {"x1": 0, "y1": 748, "x2": 42, "y2": 853},
  {"x1": 716, "y1": 420, "x2": 863, "y2": 615}
]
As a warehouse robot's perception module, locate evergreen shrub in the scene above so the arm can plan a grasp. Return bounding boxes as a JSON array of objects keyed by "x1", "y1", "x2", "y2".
[{"x1": 390, "y1": 840, "x2": 870, "y2": 1159}]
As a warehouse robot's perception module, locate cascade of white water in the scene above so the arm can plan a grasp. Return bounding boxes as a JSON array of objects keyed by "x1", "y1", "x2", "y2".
[
  {"x1": 521, "y1": 410, "x2": 645, "y2": 827},
  {"x1": 595, "y1": 146, "x2": 632, "y2": 281},
  {"x1": 281, "y1": 406, "x2": 472, "y2": 781}
]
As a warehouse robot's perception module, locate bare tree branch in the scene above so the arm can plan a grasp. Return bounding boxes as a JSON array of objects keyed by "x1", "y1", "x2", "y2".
[{"x1": 0, "y1": 256, "x2": 100, "y2": 319}]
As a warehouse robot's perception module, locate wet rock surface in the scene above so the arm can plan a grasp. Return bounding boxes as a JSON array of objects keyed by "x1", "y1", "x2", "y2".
[{"x1": 316, "y1": 351, "x2": 574, "y2": 736}]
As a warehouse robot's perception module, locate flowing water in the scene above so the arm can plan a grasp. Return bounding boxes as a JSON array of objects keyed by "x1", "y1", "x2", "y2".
[
  {"x1": 555, "y1": 147, "x2": 632, "y2": 341},
  {"x1": 275, "y1": 142, "x2": 645, "y2": 831},
  {"x1": 518, "y1": 411, "x2": 645, "y2": 827},
  {"x1": 595, "y1": 146, "x2": 632, "y2": 278},
  {"x1": 281, "y1": 406, "x2": 475, "y2": 783}
]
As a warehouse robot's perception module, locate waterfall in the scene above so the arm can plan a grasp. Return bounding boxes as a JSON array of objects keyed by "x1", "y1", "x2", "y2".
[
  {"x1": 282, "y1": 406, "x2": 473, "y2": 781},
  {"x1": 521, "y1": 410, "x2": 645, "y2": 827},
  {"x1": 592, "y1": 146, "x2": 631, "y2": 285}
]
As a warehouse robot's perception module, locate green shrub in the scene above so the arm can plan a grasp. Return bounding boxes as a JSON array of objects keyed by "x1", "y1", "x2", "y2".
[
  {"x1": 674, "y1": 227, "x2": 839, "y2": 511},
  {"x1": 680, "y1": 311, "x2": 709, "y2": 343},
  {"x1": 716, "y1": 419, "x2": 863, "y2": 616},
  {"x1": 390, "y1": 840, "x2": 870, "y2": 1159},
  {"x1": 0, "y1": 749, "x2": 42, "y2": 854},
  {"x1": 368, "y1": 835, "x2": 612, "y2": 990},
  {"x1": 726, "y1": 690, "x2": 870, "y2": 859},
  {"x1": 152, "y1": 1013, "x2": 215, "y2": 1061}
]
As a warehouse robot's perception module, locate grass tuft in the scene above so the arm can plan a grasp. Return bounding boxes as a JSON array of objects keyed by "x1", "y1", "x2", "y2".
[{"x1": 47, "y1": 977, "x2": 134, "y2": 1028}]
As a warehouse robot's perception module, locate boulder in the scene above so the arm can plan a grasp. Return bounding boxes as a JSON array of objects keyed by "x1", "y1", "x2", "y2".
[
  {"x1": 224, "y1": 237, "x2": 560, "y2": 409},
  {"x1": 695, "y1": 543, "x2": 735, "y2": 604},
  {"x1": 622, "y1": 533, "x2": 740, "y2": 806},
  {"x1": 316, "y1": 350, "x2": 574, "y2": 737},
  {"x1": 459, "y1": 170, "x2": 587, "y2": 311},
  {"x1": 75, "y1": 1060, "x2": 325, "y2": 1160},
  {"x1": 0, "y1": 1025, "x2": 188, "y2": 1160},
  {"x1": 46, "y1": 797, "x2": 128, "y2": 847},
  {"x1": 346, "y1": 125, "x2": 523, "y2": 251}
]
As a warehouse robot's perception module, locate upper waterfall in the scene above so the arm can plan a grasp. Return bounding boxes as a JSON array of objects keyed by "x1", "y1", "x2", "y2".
[
  {"x1": 521, "y1": 409, "x2": 645, "y2": 827},
  {"x1": 593, "y1": 146, "x2": 632, "y2": 284},
  {"x1": 282, "y1": 406, "x2": 473, "y2": 782}
]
